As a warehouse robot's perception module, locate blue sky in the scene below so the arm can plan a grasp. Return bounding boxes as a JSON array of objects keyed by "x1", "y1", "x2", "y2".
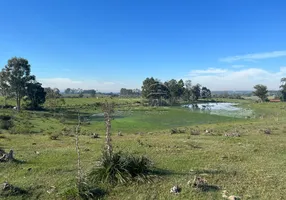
[{"x1": 1, "y1": 0, "x2": 286, "y2": 92}]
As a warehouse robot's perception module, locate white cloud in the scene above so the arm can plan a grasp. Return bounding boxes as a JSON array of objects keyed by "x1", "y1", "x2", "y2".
[
  {"x1": 185, "y1": 67, "x2": 286, "y2": 91},
  {"x1": 38, "y1": 78, "x2": 134, "y2": 92},
  {"x1": 220, "y1": 51, "x2": 286, "y2": 63},
  {"x1": 190, "y1": 68, "x2": 228, "y2": 75}
]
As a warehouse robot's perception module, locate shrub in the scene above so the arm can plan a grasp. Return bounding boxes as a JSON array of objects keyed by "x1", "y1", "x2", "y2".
[
  {"x1": 0, "y1": 115, "x2": 13, "y2": 130},
  {"x1": 89, "y1": 151, "x2": 153, "y2": 185},
  {"x1": 0, "y1": 120, "x2": 13, "y2": 130}
]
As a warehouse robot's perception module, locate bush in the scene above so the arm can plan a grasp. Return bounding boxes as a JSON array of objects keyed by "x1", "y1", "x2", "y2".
[
  {"x1": 89, "y1": 151, "x2": 153, "y2": 185},
  {"x1": 0, "y1": 115, "x2": 13, "y2": 130},
  {"x1": 0, "y1": 120, "x2": 13, "y2": 130}
]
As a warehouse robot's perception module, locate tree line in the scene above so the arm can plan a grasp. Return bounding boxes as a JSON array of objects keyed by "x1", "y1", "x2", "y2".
[
  {"x1": 141, "y1": 77, "x2": 211, "y2": 105},
  {"x1": 64, "y1": 88, "x2": 96, "y2": 97},
  {"x1": 120, "y1": 88, "x2": 141, "y2": 96}
]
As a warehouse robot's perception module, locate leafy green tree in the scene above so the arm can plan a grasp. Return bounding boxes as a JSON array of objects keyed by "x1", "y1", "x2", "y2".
[
  {"x1": 141, "y1": 77, "x2": 160, "y2": 98},
  {"x1": 191, "y1": 84, "x2": 201, "y2": 101},
  {"x1": 0, "y1": 69, "x2": 11, "y2": 106},
  {"x1": 25, "y1": 81, "x2": 46, "y2": 109},
  {"x1": 164, "y1": 79, "x2": 184, "y2": 104},
  {"x1": 182, "y1": 80, "x2": 192, "y2": 102},
  {"x1": 147, "y1": 82, "x2": 170, "y2": 106},
  {"x1": 4, "y1": 57, "x2": 35, "y2": 111},
  {"x1": 280, "y1": 78, "x2": 286, "y2": 101},
  {"x1": 64, "y1": 88, "x2": 71, "y2": 94},
  {"x1": 201, "y1": 87, "x2": 211, "y2": 99},
  {"x1": 253, "y1": 84, "x2": 268, "y2": 102}
]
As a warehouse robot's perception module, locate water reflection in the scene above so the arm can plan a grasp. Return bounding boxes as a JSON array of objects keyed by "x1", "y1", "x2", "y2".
[{"x1": 184, "y1": 103, "x2": 252, "y2": 118}]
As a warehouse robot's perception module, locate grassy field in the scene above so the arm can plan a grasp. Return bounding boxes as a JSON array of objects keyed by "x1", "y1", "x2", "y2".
[{"x1": 1, "y1": 97, "x2": 286, "y2": 199}]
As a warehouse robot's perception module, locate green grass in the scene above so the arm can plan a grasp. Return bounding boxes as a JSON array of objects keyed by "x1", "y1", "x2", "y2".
[
  {"x1": 1, "y1": 97, "x2": 286, "y2": 199},
  {"x1": 91, "y1": 107, "x2": 242, "y2": 134}
]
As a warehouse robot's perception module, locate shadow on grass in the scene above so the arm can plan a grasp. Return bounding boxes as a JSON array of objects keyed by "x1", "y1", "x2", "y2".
[
  {"x1": 190, "y1": 169, "x2": 226, "y2": 175},
  {"x1": 0, "y1": 183, "x2": 29, "y2": 199},
  {"x1": 12, "y1": 159, "x2": 27, "y2": 164},
  {"x1": 151, "y1": 168, "x2": 189, "y2": 176},
  {"x1": 197, "y1": 185, "x2": 220, "y2": 192}
]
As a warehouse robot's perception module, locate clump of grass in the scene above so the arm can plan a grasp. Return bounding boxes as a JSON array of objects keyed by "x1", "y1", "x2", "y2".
[
  {"x1": 49, "y1": 133, "x2": 60, "y2": 140},
  {"x1": 0, "y1": 115, "x2": 13, "y2": 130},
  {"x1": 190, "y1": 128, "x2": 200, "y2": 135},
  {"x1": 89, "y1": 151, "x2": 153, "y2": 185},
  {"x1": 61, "y1": 180, "x2": 105, "y2": 200},
  {"x1": 170, "y1": 128, "x2": 186, "y2": 134}
]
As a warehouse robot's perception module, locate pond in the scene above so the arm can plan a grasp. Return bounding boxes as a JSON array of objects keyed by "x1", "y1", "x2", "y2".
[{"x1": 183, "y1": 102, "x2": 253, "y2": 118}]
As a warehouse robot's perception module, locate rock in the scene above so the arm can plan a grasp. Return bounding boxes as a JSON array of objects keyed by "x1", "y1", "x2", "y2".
[
  {"x1": 0, "y1": 149, "x2": 14, "y2": 162},
  {"x1": 222, "y1": 190, "x2": 241, "y2": 200},
  {"x1": 47, "y1": 186, "x2": 56, "y2": 194},
  {"x1": 228, "y1": 195, "x2": 241, "y2": 200},
  {"x1": 170, "y1": 185, "x2": 181, "y2": 194},
  {"x1": 91, "y1": 133, "x2": 100, "y2": 139},
  {"x1": 2, "y1": 182, "x2": 12, "y2": 191},
  {"x1": 264, "y1": 129, "x2": 271, "y2": 134},
  {"x1": 117, "y1": 131, "x2": 123, "y2": 136}
]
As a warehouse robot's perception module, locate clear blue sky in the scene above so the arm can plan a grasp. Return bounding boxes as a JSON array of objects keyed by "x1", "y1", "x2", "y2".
[{"x1": 1, "y1": 0, "x2": 286, "y2": 92}]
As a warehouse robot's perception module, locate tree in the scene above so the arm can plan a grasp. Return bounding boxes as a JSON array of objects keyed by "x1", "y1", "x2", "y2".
[
  {"x1": 191, "y1": 84, "x2": 201, "y2": 101},
  {"x1": 201, "y1": 87, "x2": 211, "y2": 99},
  {"x1": 147, "y1": 82, "x2": 170, "y2": 106},
  {"x1": 164, "y1": 79, "x2": 184, "y2": 104},
  {"x1": 90, "y1": 89, "x2": 96, "y2": 97},
  {"x1": 4, "y1": 57, "x2": 35, "y2": 111},
  {"x1": 141, "y1": 77, "x2": 160, "y2": 98},
  {"x1": 280, "y1": 78, "x2": 286, "y2": 101},
  {"x1": 183, "y1": 80, "x2": 192, "y2": 102},
  {"x1": 0, "y1": 69, "x2": 11, "y2": 106},
  {"x1": 253, "y1": 84, "x2": 268, "y2": 102},
  {"x1": 65, "y1": 88, "x2": 71, "y2": 94},
  {"x1": 25, "y1": 81, "x2": 46, "y2": 109}
]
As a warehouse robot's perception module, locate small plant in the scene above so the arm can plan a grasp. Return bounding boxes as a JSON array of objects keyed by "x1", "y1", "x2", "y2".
[
  {"x1": 89, "y1": 151, "x2": 153, "y2": 185},
  {"x1": 170, "y1": 128, "x2": 178, "y2": 134}
]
